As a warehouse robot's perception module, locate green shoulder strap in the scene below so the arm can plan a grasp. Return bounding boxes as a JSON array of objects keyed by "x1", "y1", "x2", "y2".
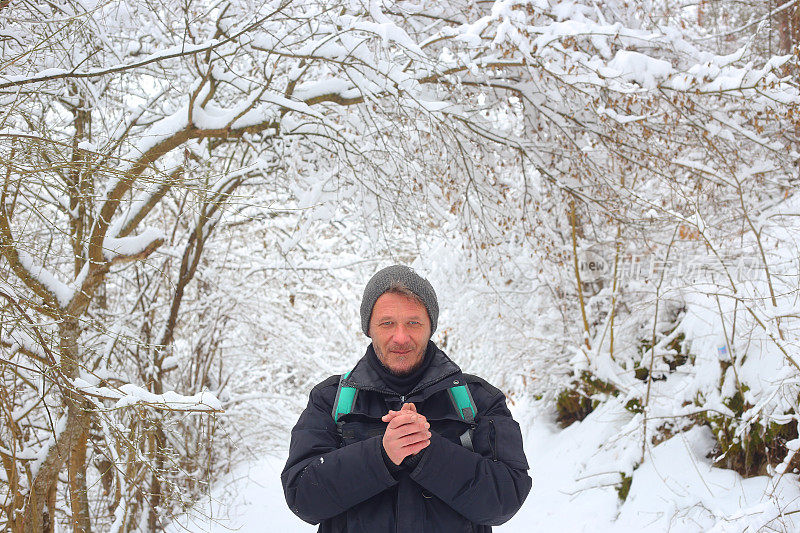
[
  {"x1": 332, "y1": 370, "x2": 357, "y2": 423},
  {"x1": 333, "y1": 371, "x2": 478, "y2": 452},
  {"x1": 448, "y1": 382, "x2": 477, "y2": 451}
]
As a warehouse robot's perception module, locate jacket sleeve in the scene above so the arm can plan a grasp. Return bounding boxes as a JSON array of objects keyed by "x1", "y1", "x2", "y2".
[
  {"x1": 281, "y1": 379, "x2": 398, "y2": 524},
  {"x1": 409, "y1": 384, "x2": 532, "y2": 526}
]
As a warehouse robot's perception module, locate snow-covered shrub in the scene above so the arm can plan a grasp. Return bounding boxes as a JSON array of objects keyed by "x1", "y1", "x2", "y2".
[{"x1": 555, "y1": 371, "x2": 618, "y2": 427}]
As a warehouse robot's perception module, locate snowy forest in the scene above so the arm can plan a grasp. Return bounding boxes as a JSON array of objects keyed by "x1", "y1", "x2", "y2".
[{"x1": 1, "y1": 0, "x2": 799, "y2": 531}]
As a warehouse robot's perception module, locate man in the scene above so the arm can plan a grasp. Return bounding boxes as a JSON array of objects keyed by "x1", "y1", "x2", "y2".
[{"x1": 282, "y1": 265, "x2": 531, "y2": 532}]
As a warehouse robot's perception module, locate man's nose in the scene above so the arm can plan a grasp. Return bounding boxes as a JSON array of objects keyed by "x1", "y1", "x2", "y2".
[{"x1": 393, "y1": 324, "x2": 411, "y2": 343}]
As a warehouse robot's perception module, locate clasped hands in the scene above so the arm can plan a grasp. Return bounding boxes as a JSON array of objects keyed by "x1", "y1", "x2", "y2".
[{"x1": 381, "y1": 403, "x2": 431, "y2": 465}]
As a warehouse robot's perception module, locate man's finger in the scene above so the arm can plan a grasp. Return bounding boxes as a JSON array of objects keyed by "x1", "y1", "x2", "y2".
[
  {"x1": 384, "y1": 403, "x2": 417, "y2": 422},
  {"x1": 398, "y1": 429, "x2": 431, "y2": 447},
  {"x1": 386, "y1": 417, "x2": 429, "y2": 441},
  {"x1": 382, "y1": 411, "x2": 404, "y2": 423},
  {"x1": 386, "y1": 414, "x2": 429, "y2": 432},
  {"x1": 401, "y1": 403, "x2": 417, "y2": 412},
  {"x1": 383, "y1": 407, "x2": 427, "y2": 428},
  {"x1": 389, "y1": 421, "x2": 429, "y2": 440},
  {"x1": 382, "y1": 407, "x2": 413, "y2": 421},
  {"x1": 402, "y1": 438, "x2": 431, "y2": 456},
  {"x1": 386, "y1": 412, "x2": 420, "y2": 429}
]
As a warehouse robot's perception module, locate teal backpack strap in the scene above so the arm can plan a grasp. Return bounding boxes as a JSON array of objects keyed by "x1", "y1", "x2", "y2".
[
  {"x1": 332, "y1": 370, "x2": 357, "y2": 426},
  {"x1": 448, "y1": 382, "x2": 477, "y2": 451}
]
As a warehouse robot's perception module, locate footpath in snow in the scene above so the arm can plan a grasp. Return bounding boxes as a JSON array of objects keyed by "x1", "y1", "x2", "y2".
[{"x1": 169, "y1": 401, "x2": 800, "y2": 532}]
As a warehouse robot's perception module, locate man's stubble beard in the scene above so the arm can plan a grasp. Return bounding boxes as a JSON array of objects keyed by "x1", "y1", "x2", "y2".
[{"x1": 373, "y1": 343, "x2": 427, "y2": 377}]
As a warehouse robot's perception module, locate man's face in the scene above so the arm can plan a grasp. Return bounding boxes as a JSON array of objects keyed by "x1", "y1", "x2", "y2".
[{"x1": 369, "y1": 292, "x2": 431, "y2": 376}]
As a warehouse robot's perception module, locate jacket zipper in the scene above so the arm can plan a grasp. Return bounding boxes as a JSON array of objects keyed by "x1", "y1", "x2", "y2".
[
  {"x1": 489, "y1": 419, "x2": 498, "y2": 461},
  {"x1": 343, "y1": 368, "x2": 460, "y2": 400},
  {"x1": 395, "y1": 483, "x2": 400, "y2": 533}
]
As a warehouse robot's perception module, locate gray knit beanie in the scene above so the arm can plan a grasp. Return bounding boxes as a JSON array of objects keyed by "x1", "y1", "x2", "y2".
[{"x1": 360, "y1": 265, "x2": 439, "y2": 336}]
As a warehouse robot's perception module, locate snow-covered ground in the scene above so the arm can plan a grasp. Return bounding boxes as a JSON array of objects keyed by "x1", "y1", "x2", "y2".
[{"x1": 169, "y1": 401, "x2": 800, "y2": 532}]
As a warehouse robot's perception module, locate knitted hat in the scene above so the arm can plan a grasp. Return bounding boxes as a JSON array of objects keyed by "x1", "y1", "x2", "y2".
[{"x1": 360, "y1": 265, "x2": 439, "y2": 336}]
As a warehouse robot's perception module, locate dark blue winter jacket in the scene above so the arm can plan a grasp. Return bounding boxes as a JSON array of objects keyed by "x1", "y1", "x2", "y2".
[{"x1": 281, "y1": 342, "x2": 532, "y2": 532}]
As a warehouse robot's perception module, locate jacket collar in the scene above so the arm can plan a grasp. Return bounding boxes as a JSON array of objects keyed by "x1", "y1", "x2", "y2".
[{"x1": 343, "y1": 341, "x2": 461, "y2": 399}]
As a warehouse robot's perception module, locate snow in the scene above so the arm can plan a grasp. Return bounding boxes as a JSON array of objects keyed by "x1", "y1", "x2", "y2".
[
  {"x1": 6, "y1": 1, "x2": 800, "y2": 531},
  {"x1": 72, "y1": 378, "x2": 223, "y2": 412},
  {"x1": 30, "y1": 414, "x2": 69, "y2": 479},
  {"x1": 113, "y1": 385, "x2": 222, "y2": 411},
  {"x1": 292, "y1": 78, "x2": 354, "y2": 102},
  {"x1": 4, "y1": 229, "x2": 163, "y2": 308},
  {"x1": 597, "y1": 106, "x2": 649, "y2": 124},
  {"x1": 169, "y1": 400, "x2": 800, "y2": 532},
  {"x1": 119, "y1": 105, "x2": 189, "y2": 166},
  {"x1": 16, "y1": 250, "x2": 75, "y2": 307},
  {"x1": 166, "y1": 454, "x2": 314, "y2": 533},
  {"x1": 0, "y1": 40, "x2": 222, "y2": 89},
  {"x1": 607, "y1": 51, "x2": 674, "y2": 89},
  {"x1": 1, "y1": 327, "x2": 51, "y2": 362},
  {"x1": 102, "y1": 227, "x2": 166, "y2": 261},
  {"x1": 0, "y1": 279, "x2": 17, "y2": 299}
]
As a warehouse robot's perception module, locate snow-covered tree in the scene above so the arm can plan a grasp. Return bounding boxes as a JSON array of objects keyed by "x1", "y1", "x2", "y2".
[{"x1": 2, "y1": 0, "x2": 799, "y2": 530}]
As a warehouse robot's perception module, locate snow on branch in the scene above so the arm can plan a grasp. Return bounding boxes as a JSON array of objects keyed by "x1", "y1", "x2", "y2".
[
  {"x1": 1, "y1": 327, "x2": 52, "y2": 365},
  {"x1": 443, "y1": 0, "x2": 799, "y2": 104},
  {"x1": 0, "y1": 208, "x2": 65, "y2": 311},
  {"x1": 102, "y1": 228, "x2": 166, "y2": 263},
  {"x1": 108, "y1": 170, "x2": 180, "y2": 239},
  {"x1": 0, "y1": 0, "x2": 290, "y2": 90},
  {"x1": 72, "y1": 378, "x2": 223, "y2": 413},
  {"x1": 13, "y1": 250, "x2": 73, "y2": 308},
  {"x1": 118, "y1": 107, "x2": 191, "y2": 170},
  {"x1": 0, "y1": 40, "x2": 224, "y2": 89}
]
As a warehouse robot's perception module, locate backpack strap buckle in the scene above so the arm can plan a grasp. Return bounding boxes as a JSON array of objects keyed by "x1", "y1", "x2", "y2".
[
  {"x1": 332, "y1": 371, "x2": 358, "y2": 436},
  {"x1": 448, "y1": 382, "x2": 477, "y2": 452}
]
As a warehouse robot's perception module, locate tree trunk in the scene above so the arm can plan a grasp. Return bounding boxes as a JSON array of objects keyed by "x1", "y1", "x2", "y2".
[
  {"x1": 69, "y1": 416, "x2": 92, "y2": 533},
  {"x1": 147, "y1": 427, "x2": 166, "y2": 531},
  {"x1": 23, "y1": 317, "x2": 92, "y2": 533},
  {"x1": 569, "y1": 196, "x2": 592, "y2": 353},
  {"x1": 45, "y1": 481, "x2": 56, "y2": 533},
  {"x1": 777, "y1": 3, "x2": 799, "y2": 54},
  {"x1": 22, "y1": 405, "x2": 86, "y2": 533},
  {"x1": 776, "y1": 2, "x2": 800, "y2": 142}
]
